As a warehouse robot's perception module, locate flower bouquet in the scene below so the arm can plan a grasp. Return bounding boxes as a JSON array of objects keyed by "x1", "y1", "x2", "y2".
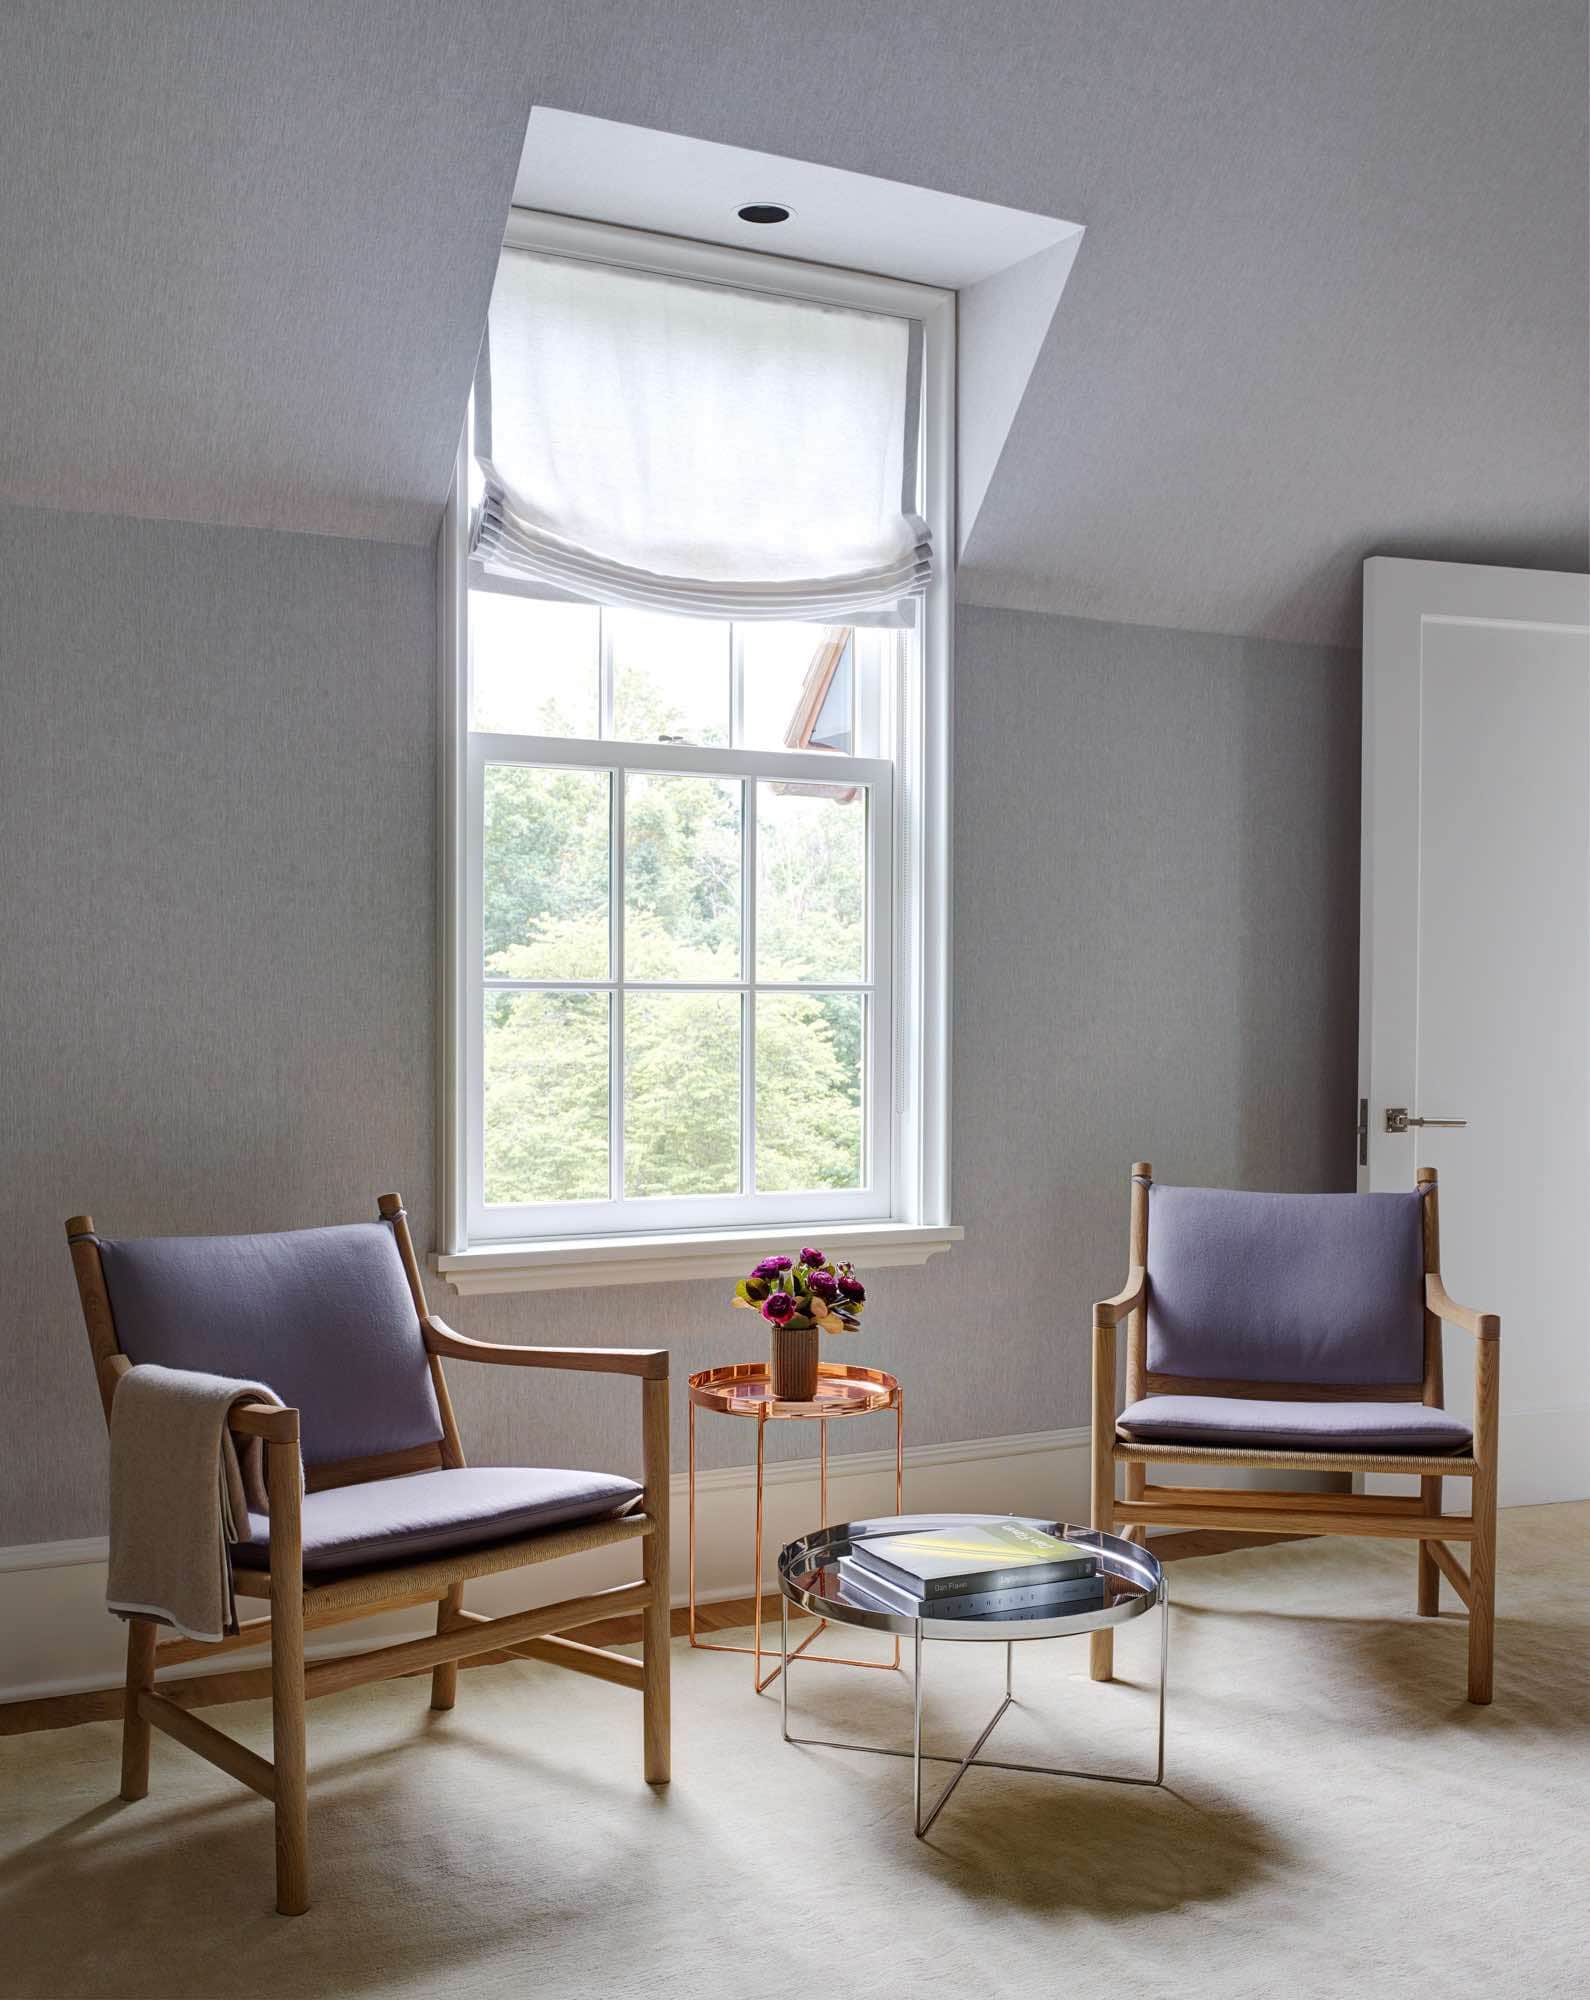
[{"x1": 732, "y1": 1248, "x2": 867, "y2": 1401}]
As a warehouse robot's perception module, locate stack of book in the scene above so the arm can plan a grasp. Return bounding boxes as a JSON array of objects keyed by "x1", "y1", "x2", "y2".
[{"x1": 838, "y1": 1521, "x2": 1105, "y2": 1621}]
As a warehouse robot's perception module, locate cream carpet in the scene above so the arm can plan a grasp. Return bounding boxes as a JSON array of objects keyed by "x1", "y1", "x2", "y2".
[{"x1": 2, "y1": 1503, "x2": 1585, "y2": 2000}]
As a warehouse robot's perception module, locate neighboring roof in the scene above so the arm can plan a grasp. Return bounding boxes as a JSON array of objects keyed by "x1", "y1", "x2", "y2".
[{"x1": 1, "y1": 1, "x2": 1584, "y2": 646}]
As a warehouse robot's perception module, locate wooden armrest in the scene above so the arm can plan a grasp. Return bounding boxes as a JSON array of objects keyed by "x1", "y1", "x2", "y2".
[
  {"x1": 1426, "y1": 1275, "x2": 1500, "y2": 1340},
  {"x1": 228, "y1": 1401, "x2": 301, "y2": 1443},
  {"x1": 423, "y1": 1317, "x2": 669, "y2": 1380},
  {"x1": 1094, "y1": 1267, "x2": 1146, "y2": 1330},
  {"x1": 104, "y1": 1356, "x2": 300, "y2": 1443}
]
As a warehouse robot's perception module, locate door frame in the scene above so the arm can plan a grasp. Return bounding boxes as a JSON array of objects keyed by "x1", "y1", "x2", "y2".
[{"x1": 1357, "y1": 554, "x2": 1590, "y2": 1192}]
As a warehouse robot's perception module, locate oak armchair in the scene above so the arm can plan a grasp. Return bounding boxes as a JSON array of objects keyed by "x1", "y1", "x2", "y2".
[
  {"x1": 1089, "y1": 1163, "x2": 1498, "y2": 1703},
  {"x1": 67, "y1": 1194, "x2": 670, "y2": 1915}
]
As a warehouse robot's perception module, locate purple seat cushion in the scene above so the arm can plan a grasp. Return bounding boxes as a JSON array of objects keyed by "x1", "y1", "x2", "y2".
[
  {"x1": 1147, "y1": 1185, "x2": 1424, "y2": 1385},
  {"x1": 1117, "y1": 1395, "x2": 1472, "y2": 1453},
  {"x1": 234, "y1": 1466, "x2": 643, "y2": 1575},
  {"x1": 98, "y1": 1223, "x2": 442, "y2": 1468}
]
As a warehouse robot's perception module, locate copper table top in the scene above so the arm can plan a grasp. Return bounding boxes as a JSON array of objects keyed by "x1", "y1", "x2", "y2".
[{"x1": 687, "y1": 1359, "x2": 900, "y2": 1419}]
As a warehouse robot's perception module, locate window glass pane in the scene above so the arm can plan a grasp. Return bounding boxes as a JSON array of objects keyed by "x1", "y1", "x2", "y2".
[
  {"x1": 624, "y1": 992, "x2": 741, "y2": 1196},
  {"x1": 739, "y1": 624, "x2": 854, "y2": 753},
  {"x1": 483, "y1": 764, "x2": 610, "y2": 980},
  {"x1": 756, "y1": 784, "x2": 867, "y2": 983},
  {"x1": 484, "y1": 991, "x2": 609, "y2": 1204},
  {"x1": 470, "y1": 591, "x2": 599, "y2": 737},
  {"x1": 610, "y1": 610, "x2": 730, "y2": 745},
  {"x1": 625, "y1": 773, "x2": 742, "y2": 980},
  {"x1": 756, "y1": 993, "x2": 864, "y2": 1192}
]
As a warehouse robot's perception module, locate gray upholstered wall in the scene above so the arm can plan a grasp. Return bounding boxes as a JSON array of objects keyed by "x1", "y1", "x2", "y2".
[{"x1": 0, "y1": 511, "x2": 1360, "y2": 1545}]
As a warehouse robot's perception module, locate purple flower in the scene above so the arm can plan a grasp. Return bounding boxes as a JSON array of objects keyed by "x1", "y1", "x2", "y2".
[
  {"x1": 762, "y1": 1291, "x2": 797, "y2": 1324},
  {"x1": 798, "y1": 1247, "x2": 826, "y2": 1269},
  {"x1": 807, "y1": 1270, "x2": 840, "y2": 1301},
  {"x1": 752, "y1": 1256, "x2": 792, "y2": 1280},
  {"x1": 837, "y1": 1276, "x2": 865, "y2": 1302}
]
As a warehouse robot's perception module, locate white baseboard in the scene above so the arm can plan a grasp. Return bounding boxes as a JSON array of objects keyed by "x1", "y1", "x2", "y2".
[
  {"x1": 1494, "y1": 1406, "x2": 1590, "y2": 1507},
  {"x1": 0, "y1": 1427, "x2": 1091, "y2": 1704}
]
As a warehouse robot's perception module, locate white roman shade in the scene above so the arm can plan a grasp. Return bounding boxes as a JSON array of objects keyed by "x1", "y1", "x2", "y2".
[{"x1": 471, "y1": 248, "x2": 931, "y2": 623}]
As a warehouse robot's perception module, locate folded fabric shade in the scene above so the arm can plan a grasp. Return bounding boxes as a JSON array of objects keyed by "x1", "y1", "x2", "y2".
[{"x1": 472, "y1": 249, "x2": 931, "y2": 624}]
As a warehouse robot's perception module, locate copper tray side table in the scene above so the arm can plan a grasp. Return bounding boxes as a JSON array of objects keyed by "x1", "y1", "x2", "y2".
[{"x1": 688, "y1": 1360, "x2": 903, "y2": 1692}]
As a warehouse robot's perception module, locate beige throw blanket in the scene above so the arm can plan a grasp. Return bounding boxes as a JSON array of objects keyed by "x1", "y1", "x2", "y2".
[{"x1": 107, "y1": 1364, "x2": 293, "y2": 1643}]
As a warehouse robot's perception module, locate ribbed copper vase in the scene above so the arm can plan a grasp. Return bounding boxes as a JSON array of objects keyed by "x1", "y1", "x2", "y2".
[{"x1": 769, "y1": 1323, "x2": 820, "y2": 1401}]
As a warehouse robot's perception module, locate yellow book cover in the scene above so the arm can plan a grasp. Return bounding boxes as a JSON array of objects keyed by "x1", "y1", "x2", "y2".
[{"x1": 852, "y1": 1520, "x2": 1096, "y2": 1598}]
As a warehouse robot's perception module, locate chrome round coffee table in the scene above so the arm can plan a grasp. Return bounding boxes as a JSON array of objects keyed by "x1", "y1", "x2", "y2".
[{"x1": 777, "y1": 1513, "x2": 1167, "y2": 1836}]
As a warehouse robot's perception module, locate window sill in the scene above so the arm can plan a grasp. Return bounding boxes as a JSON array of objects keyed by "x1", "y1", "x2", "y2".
[{"x1": 431, "y1": 1221, "x2": 963, "y2": 1296}]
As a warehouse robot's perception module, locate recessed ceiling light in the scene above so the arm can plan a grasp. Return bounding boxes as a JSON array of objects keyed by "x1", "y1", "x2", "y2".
[{"x1": 737, "y1": 202, "x2": 792, "y2": 225}]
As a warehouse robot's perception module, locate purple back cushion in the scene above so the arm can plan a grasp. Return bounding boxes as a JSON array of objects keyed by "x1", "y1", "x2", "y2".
[
  {"x1": 1146, "y1": 1186, "x2": 1424, "y2": 1385},
  {"x1": 98, "y1": 1222, "x2": 443, "y2": 1467}
]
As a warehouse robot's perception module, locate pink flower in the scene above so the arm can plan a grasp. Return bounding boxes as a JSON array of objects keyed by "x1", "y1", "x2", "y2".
[{"x1": 761, "y1": 1292, "x2": 797, "y2": 1324}]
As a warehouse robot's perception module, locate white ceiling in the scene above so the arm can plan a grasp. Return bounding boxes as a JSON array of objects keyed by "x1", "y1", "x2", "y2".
[
  {"x1": 513, "y1": 107, "x2": 1081, "y2": 290},
  {"x1": 1, "y1": 1, "x2": 1585, "y2": 646}
]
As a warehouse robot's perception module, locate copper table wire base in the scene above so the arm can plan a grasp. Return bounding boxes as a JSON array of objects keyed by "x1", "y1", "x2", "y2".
[{"x1": 687, "y1": 1361, "x2": 905, "y2": 1693}]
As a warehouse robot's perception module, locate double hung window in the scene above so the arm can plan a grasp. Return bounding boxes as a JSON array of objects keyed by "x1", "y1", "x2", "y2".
[{"x1": 440, "y1": 213, "x2": 953, "y2": 1285}]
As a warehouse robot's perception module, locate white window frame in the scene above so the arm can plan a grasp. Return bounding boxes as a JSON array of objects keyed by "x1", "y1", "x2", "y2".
[{"x1": 435, "y1": 211, "x2": 959, "y2": 1293}]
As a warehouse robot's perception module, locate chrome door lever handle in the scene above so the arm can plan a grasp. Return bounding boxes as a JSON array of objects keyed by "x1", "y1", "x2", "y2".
[{"x1": 1384, "y1": 1108, "x2": 1467, "y2": 1133}]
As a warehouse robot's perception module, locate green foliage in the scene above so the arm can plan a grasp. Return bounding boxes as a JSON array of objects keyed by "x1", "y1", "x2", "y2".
[
  {"x1": 754, "y1": 993, "x2": 862, "y2": 1193},
  {"x1": 483, "y1": 986, "x2": 609, "y2": 1203},
  {"x1": 480, "y1": 754, "x2": 868, "y2": 1210},
  {"x1": 483, "y1": 765, "x2": 608, "y2": 977}
]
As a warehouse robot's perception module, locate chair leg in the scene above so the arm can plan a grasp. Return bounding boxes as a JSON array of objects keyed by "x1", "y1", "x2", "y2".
[
  {"x1": 1467, "y1": 1342, "x2": 1498, "y2": 1705},
  {"x1": 1089, "y1": 1328, "x2": 1116, "y2": 1683},
  {"x1": 641, "y1": 1375, "x2": 671, "y2": 1785},
  {"x1": 1417, "y1": 1475, "x2": 1442, "y2": 1615},
  {"x1": 1468, "y1": 1507, "x2": 1496, "y2": 1703},
  {"x1": 1417, "y1": 1543, "x2": 1440, "y2": 1615},
  {"x1": 268, "y1": 1448, "x2": 310, "y2": 1915},
  {"x1": 431, "y1": 1584, "x2": 465, "y2": 1711},
  {"x1": 1087, "y1": 1462, "x2": 1115, "y2": 1681},
  {"x1": 1093, "y1": 1515, "x2": 1146, "y2": 1674},
  {"x1": 642, "y1": 1550, "x2": 671, "y2": 1785},
  {"x1": 271, "y1": 1620, "x2": 309, "y2": 1914},
  {"x1": 119, "y1": 1617, "x2": 157, "y2": 1801},
  {"x1": 1467, "y1": 1475, "x2": 1497, "y2": 1704}
]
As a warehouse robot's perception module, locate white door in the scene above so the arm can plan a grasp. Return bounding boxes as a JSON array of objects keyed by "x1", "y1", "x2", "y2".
[{"x1": 1359, "y1": 556, "x2": 1590, "y2": 1505}]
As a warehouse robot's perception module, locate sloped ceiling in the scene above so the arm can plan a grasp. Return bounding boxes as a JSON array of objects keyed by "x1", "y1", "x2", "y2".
[{"x1": 1, "y1": 1, "x2": 1585, "y2": 645}]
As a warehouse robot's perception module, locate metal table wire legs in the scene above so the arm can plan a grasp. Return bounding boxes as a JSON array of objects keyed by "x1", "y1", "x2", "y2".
[{"x1": 779, "y1": 1586, "x2": 1168, "y2": 1838}]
